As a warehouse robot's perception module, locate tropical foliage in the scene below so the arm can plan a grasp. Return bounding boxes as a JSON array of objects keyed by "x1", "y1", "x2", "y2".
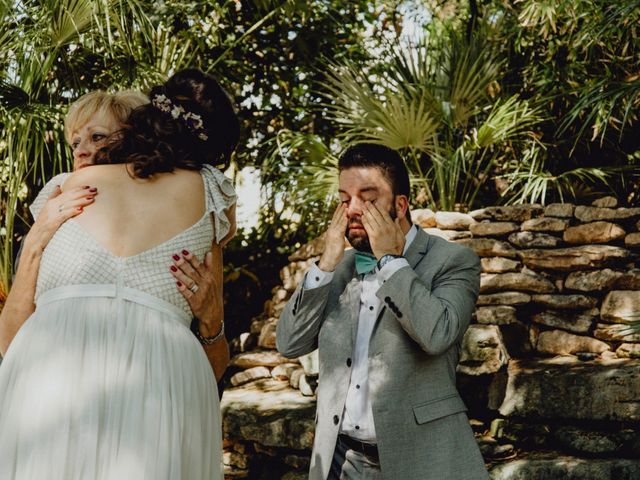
[
  {"x1": 319, "y1": 26, "x2": 544, "y2": 212},
  {"x1": 264, "y1": 0, "x2": 640, "y2": 239},
  {"x1": 487, "y1": 0, "x2": 640, "y2": 202}
]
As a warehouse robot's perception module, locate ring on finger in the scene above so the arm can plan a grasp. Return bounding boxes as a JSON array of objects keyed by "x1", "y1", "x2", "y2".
[{"x1": 189, "y1": 283, "x2": 199, "y2": 294}]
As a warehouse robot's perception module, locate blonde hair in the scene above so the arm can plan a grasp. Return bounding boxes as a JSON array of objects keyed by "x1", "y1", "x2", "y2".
[{"x1": 64, "y1": 90, "x2": 148, "y2": 143}]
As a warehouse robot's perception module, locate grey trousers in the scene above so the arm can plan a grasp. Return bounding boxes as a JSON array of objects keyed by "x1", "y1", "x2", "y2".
[{"x1": 328, "y1": 435, "x2": 383, "y2": 480}]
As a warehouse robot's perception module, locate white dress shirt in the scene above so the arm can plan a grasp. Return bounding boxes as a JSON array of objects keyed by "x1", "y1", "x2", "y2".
[{"x1": 303, "y1": 225, "x2": 419, "y2": 442}]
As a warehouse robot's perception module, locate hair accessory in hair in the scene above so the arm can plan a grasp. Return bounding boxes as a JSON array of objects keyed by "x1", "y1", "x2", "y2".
[{"x1": 151, "y1": 94, "x2": 209, "y2": 141}]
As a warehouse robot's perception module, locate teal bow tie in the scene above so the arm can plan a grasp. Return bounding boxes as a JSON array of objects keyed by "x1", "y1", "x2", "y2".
[{"x1": 355, "y1": 252, "x2": 378, "y2": 275}]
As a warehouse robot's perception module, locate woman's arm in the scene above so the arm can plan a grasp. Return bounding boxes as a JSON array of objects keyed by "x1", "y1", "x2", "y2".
[
  {"x1": 171, "y1": 205, "x2": 236, "y2": 381},
  {"x1": 0, "y1": 186, "x2": 96, "y2": 355},
  {"x1": 171, "y1": 246, "x2": 229, "y2": 382},
  {"x1": 0, "y1": 235, "x2": 42, "y2": 355}
]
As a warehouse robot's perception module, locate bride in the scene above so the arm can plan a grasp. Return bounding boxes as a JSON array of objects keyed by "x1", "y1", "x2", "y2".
[{"x1": 0, "y1": 68, "x2": 239, "y2": 479}]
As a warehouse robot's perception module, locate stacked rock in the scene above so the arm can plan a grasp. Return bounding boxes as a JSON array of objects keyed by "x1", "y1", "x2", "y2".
[{"x1": 222, "y1": 197, "x2": 640, "y2": 480}]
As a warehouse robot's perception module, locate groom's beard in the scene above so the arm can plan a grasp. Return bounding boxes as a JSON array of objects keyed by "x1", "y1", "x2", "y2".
[{"x1": 346, "y1": 204, "x2": 397, "y2": 253}]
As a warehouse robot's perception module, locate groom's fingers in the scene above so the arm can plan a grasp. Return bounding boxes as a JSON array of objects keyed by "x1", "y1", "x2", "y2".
[
  {"x1": 363, "y1": 203, "x2": 382, "y2": 229},
  {"x1": 361, "y1": 209, "x2": 377, "y2": 236},
  {"x1": 365, "y1": 201, "x2": 392, "y2": 226},
  {"x1": 363, "y1": 202, "x2": 381, "y2": 226},
  {"x1": 330, "y1": 204, "x2": 347, "y2": 229}
]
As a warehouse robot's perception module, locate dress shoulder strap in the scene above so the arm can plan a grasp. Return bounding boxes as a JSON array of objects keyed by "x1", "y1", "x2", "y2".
[{"x1": 200, "y1": 165, "x2": 237, "y2": 244}]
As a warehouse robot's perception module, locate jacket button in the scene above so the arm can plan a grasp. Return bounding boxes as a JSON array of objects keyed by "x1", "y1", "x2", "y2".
[
  {"x1": 333, "y1": 415, "x2": 339, "y2": 425},
  {"x1": 384, "y1": 296, "x2": 391, "y2": 303},
  {"x1": 346, "y1": 358, "x2": 352, "y2": 367}
]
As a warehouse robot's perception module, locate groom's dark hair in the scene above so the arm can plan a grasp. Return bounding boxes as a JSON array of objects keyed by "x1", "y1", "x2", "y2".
[{"x1": 338, "y1": 143, "x2": 412, "y2": 221}]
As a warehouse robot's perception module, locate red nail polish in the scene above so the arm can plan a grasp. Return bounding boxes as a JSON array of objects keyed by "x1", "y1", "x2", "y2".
[
  {"x1": 182, "y1": 249, "x2": 189, "y2": 256},
  {"x1": 77, "y1": 207, "x2": 83, "y2": 211},
  {"x1": 86, "y1": 196, "x2": 94, "y2": 200},
  {"x1": 172, "y1": 254, "x2": 180, "y2": 261},
  {"x1": 89, "y1": 188, "x2": 97, "y2": 192},
  {"x1": 170, "y1": 265, "x2": 177, "y2": 272},
  {"x1": 83, "y1": 185, "x2": 90, "y2": 189},
  {"x1": 176, "y1": 281, "x2": 182, "y2": 287}
]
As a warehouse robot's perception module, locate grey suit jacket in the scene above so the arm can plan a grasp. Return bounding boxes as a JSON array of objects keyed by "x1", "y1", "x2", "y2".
[{"x1": 276, "y1": 229, "x2": 489, "y2": 480}]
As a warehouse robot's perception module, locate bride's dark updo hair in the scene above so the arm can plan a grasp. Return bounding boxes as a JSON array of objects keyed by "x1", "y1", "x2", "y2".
[{"x1": 100, "y1": 69, "x2": 240, "y2": 178}]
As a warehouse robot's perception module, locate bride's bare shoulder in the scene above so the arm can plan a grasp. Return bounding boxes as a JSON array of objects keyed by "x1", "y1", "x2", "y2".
[
  {"x1": 63, "y1": 164, "x2": 129, "y2": 189},
  {"x1": 63, "y1": 165, "x2": 203, "y2": 190}
]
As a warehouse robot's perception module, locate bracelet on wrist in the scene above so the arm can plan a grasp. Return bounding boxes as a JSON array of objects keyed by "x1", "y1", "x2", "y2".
[{"x1": 195, "y1": 320, "x2": 225, "y2": 345}]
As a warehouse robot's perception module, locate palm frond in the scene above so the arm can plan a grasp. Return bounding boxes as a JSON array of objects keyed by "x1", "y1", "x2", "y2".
[
  {"x1": 446, "y1": 33, "x2": 501, "y2": 126},
  {"x1": 559, "y1": 78, "x2": 640, "y2": 144},
  {"x1": 48, "y1": 0, "x2": 95, "y2": 47},
  {"x1": 475, "y1": 96, "x2": 543, "y2": 148},
  {"x1": 320, "y1": 56, "x2": 441, "y2": 152},
  {"x1": 353, "y1": 91, "x2": 440, "y2": 152},
  {"x1": 500, "y1": 154, "x2": 616, "y2": 205}
]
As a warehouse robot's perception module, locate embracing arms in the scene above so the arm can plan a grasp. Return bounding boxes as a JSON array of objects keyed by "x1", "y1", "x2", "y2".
[
  {"x1": 169, "y1": 206, "x2": 236, "y2": 382},
  {"x1": 0, "y1": 185, "x2": 97, "y2": 355},
  {"x1": 170, "y1": 246, "x2": 229, "y2": 382}
]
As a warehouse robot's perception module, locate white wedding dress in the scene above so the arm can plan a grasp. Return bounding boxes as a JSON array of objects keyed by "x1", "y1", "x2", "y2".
[{"x1": 0, "y1": 165, "x2": 235, "y2": 480}]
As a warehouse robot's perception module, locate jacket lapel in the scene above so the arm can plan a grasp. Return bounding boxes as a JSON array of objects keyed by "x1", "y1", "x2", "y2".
[
  {"x1": 404, "y1": 228, "x2": 431, "y2": 270},
  {"x1": 345, "y1": 277, "x2": 362, "y2": 347},
  {"x1": 341, "y1": 253, "x2": 362, "y2": 350},
  {"x1": 372, "y1": 228, "x2": 432, "y2": 335}
]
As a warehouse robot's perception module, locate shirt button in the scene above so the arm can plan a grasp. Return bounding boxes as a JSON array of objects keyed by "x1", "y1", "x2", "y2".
[
  {"x1": 315, "y1": 276, "x2": 320, "y2": 281},
  {"x1": 356, "y1": 384, "x2": 360, "y2": 389},
  {"x1": 369, "y1": 306, "x2": 374, "y2": 311},
  {"x1": 333, "y1": 415, "x2": 339, "y2": 425},
  {"x1": 346, "y1": 358, "x2": 352, "y2": 367},
  {"x1": 355, "y1": 425, "x2": 360, "y2": 430}
]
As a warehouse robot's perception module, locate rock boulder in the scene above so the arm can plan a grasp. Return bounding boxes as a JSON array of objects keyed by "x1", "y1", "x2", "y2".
[{"x1": 563, "y1": 221, "x2": 626, "y2": 244}]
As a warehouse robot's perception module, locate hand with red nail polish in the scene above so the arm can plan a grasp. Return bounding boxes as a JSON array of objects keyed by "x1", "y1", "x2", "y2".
[
  {"x1": 25, "y1": 184, "x2": 97, "y2": 253},
  {"x1": 169, "y1": 249, "x2": 221, "y2": 329}
]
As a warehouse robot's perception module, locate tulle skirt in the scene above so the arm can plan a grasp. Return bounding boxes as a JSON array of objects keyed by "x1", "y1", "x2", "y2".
[{"x1": 0, "y1": 285, "x2": 222, "y2": 480}]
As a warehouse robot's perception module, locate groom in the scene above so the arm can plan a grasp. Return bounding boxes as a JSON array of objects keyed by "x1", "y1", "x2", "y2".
[{"x1": 276, "y1": 144, "x2": 488, "y2": 480}]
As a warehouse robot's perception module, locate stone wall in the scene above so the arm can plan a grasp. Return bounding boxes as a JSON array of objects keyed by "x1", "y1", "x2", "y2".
[{"x1": 221, "y1": 196, "x2": 640, "y2": 480}]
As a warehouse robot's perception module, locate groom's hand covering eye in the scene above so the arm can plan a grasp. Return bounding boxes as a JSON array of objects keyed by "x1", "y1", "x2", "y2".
[
  {"x1": 318, "y1": 203, "x2": 348, "y2": 272},
  {"x1": 362, "y1": 201, "x2": 405, "y2": 260}
]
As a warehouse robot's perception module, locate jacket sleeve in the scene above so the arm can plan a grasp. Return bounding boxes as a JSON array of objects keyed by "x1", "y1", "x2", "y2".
[
  {"x1": 276, "y1": 274, "x2": 333, "y2": 359},
  {"x1": 376, "y1": 246, "x2": 480, "y2": 355}
]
